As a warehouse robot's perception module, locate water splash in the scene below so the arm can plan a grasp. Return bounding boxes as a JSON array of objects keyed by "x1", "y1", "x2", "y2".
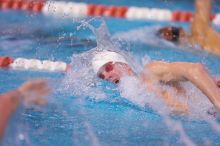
[
  {"x1": 59, "y1": 18, "x2": 141, "y2": 99},
  {"x1": 57, "y1": 19, "x2": 220, "y2": 146},
  {"x1": 59, "y1": 19, "x2": 190, "y2": 145},
  {"x1": 118, "y1": 75, "x2": 197, "y2": 146}
]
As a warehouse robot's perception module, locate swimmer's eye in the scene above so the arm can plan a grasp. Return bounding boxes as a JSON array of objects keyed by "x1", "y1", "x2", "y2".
[{"x1": 98, "y1": 73, "x2": 105, "y2": 79}]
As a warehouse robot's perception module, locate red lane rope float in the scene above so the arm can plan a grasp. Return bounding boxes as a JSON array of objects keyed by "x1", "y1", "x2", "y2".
[
  {"x1": 1, "y1": 0, "x2": 220, "y2": 25},
  {"x1": 87, "y1": 4, "x2": 128, "y2": 18},
  {"x1": 0, "y1": 0, "x2": 44, "y2": 12},
  {"x1": 92, "y1": 5, "x2": 106, "y2": 16},
  {"x1": 172, "y1": 11, "x2": 193, "y2": 22},
  {"x1": 0, "y1": 56, "x2": 13, "y2": 68},
  {"x1": 172, "y1": 11, "x2": 215, "y2": 22}
]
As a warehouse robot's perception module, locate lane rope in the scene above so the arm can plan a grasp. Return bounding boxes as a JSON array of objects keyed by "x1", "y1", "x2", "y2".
[
  {"x1": 0, "y1": 56, "x2": 68, "y2": 72},
  {"x1": 1, "y1": 0, "x2": 220, "y2": 25}
]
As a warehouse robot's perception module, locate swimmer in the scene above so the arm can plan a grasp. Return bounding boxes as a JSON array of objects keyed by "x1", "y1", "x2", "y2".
[
  {"x1": 157, "y1": 0, "x2": 220, "y2": 55},
  {"x1": 92, "y1": 50, "x2": 220, "y2": 113},
  {"x1": 0, "y1": 79, "x2": 49, "y2": 140}
]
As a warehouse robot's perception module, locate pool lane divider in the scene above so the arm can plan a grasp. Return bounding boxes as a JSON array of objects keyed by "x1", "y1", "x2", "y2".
[
  {"x1": 1, "y1": 0, "x2": 220, "y2": 25},
  {"x1": 0, "y1": 56, "x2": 220, "y2": 88},
  {"x1": 0, "y1": 0, "x2": 44, "y2": 12},
  {"x1": 0, "y1": 56, "x2": 69, "y2": 72}
]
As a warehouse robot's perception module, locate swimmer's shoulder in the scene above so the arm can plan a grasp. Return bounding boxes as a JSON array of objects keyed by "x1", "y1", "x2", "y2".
[
  {"x1": 143, "y1": 61, "x2": 172, "y2": 78},
  {"x1": 144, "y1": 61, "x2": 170, "y2": 70}
]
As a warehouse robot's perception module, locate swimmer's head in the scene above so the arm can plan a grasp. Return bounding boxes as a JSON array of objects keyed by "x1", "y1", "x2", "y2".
[
  {"x1": 157, "y1": 26, "x2": 185, "y2": 43},
  {"x1": 92, "y1": 51, "x2": 133, "y2": 84}
]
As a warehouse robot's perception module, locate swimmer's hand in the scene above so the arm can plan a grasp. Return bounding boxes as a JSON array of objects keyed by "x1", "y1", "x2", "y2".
[{"x1": 18, "y1": 79, "x2": 50, "y2": 106}]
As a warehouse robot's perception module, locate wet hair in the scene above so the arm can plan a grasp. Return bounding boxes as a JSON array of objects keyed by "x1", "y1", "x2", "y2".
[{"x1": 157, "y1": 26, "x2": 182, "y2": 43}]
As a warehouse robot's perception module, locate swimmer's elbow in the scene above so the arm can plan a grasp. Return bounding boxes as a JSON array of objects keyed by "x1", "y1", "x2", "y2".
[
  {"x1": 145, "y1": 61, "x2": 168, "y2": 70},
  {"x1": 194, "y1": 63, "x2": 205, "y2": 71},
  {"x1": 189, "y1": 63, "x2": 206, "y2": 74}
]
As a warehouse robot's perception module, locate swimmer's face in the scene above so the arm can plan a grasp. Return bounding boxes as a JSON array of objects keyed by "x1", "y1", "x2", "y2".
[
  {"x1": 157, "y1": 26, "x2": 184, "y2": 43},
  {"x1": 97, "y1": 62, "x2": 132, "y2": 84}
]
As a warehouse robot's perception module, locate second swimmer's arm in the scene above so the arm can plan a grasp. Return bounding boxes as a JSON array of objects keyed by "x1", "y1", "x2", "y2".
[
  {"x1": 190, "y1": 0, "x2": 220, "y2": 55},
  {"x1": 190, "y1": 0, "x2": 211, "y2": 41}
]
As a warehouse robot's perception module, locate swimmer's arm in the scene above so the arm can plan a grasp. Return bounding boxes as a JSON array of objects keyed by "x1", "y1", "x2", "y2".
[
  {"x1": 190, "y1": 0, "x2": 220, "y2": 55},
  {"x1": 201, "y1": 27, "x2": 220, "y2": 55},
  {"x1": 190, "y1": 0, "x2": 211, "y2": 41},
  {"x1": 180, "y1": 63, "x2": 220, "y2": 109},
  {"x1": 0, "y1": 90, "x2": 21, "y2": 139},
  {"x1": 141, "y1": 72, "x2": 189, "y2": 113},
  {"x1": 144, "y1": 61, "x2": 186, "y2": 82},
  {"x1": 146, "y1": 61, "x2": 220, "y2": 109}
]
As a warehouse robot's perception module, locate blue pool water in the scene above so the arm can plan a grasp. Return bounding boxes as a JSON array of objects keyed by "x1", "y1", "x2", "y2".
[{"x1": 1, "y1": 0, "x2": 220, "y2": 146}]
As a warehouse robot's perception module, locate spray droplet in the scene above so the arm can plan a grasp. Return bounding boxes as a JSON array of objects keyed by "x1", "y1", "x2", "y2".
[{"x1": 18, "y1": 133, "x2": 25, "y2": 141}]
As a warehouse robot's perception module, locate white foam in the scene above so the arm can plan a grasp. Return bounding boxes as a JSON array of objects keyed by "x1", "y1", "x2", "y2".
[{"x1": 60, "y1": 54, "x2": 107, "y2": 100}]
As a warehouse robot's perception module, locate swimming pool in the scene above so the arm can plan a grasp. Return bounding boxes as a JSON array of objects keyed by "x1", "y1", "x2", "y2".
[{"x1": 1, "y1": 0, "x2": 220, "y2": 146}]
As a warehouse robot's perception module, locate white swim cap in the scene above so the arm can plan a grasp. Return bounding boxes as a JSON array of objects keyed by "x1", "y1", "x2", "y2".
[{"x1": 92, "y1": 50, "x2": 128, "y2": 74}]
